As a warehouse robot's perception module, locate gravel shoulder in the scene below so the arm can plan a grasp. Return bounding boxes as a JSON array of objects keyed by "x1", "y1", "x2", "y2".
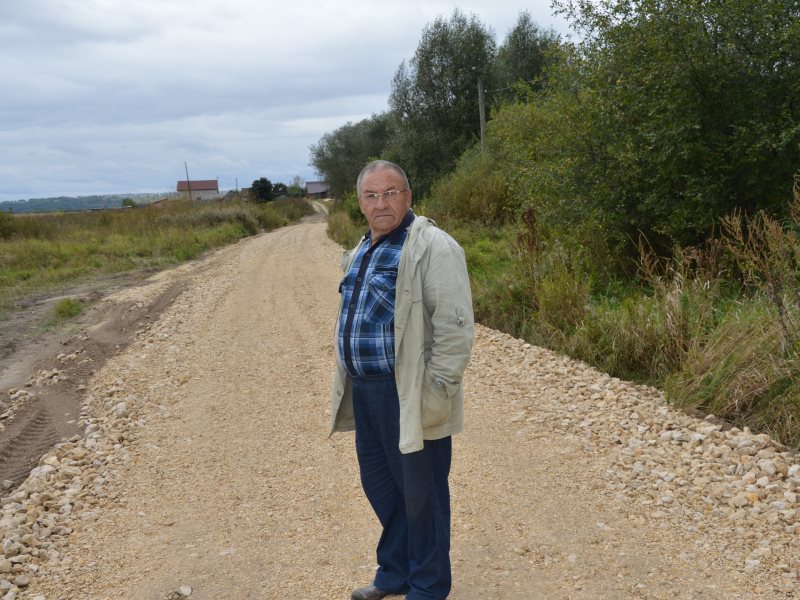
[
  {"x1": 1, "y1": 219, "x2": 798, "y2": 599},
  {"x1": 0, "y1": 269, "x2": 188, "y2": 489}
]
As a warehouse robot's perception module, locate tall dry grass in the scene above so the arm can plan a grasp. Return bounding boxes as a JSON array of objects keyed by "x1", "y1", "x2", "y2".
[{"x1": 664, "y1": 177, "x2": 800, "y2": 446}]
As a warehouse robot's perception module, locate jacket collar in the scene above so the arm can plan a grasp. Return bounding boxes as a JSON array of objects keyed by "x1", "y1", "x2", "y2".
[{"x1": 404, "y1": 214, "x2": 436, "y2": 268}]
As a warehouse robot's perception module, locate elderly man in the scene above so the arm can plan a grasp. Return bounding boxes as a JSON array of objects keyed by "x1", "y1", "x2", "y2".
[{"x1": 330, "y1": 160, "x2": 474, "y2": 600}]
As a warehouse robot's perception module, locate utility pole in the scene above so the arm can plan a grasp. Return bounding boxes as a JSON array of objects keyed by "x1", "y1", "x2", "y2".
[
  {"x1": 477, "y1": 77, "x2": 486, "y2": 155},
  {"x1": 184, "y1": 161, "x2": 193, "y2": 203}
]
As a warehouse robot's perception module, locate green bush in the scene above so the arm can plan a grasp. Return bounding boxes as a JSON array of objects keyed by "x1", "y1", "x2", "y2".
[
  {"x1": 659, "y1": 179, "x2": 800, "y2": 446},
  {"x1": 328, "y1": 174, "x2": 800, "y2": 444},
  {"x1": 47, "y1": 297, "x2": 85, "y2": 327},
  {"x1": 154, "y1": 206, "x2": 259, "y2": 234},
  {"x1": 251, "y1": 205, "x2": 287, "y2": 230},
  {"x1": 226, "y1": 208, "x2": 259, "y2": 235},
  {"x1": 533, "y1": 249, "x2": 589, "y2": 338},
  {"x1": 326, "y1": 192, "x2": 366, "y2": 249},
  {"x1": 270, "y1": 197, "x2": 315, "y2": 222},
  {"x1": 336, "y1": 192, "x2": 365, "y2": 224},
  {"x1": 437, "y1": 222, "x2": 528, "y2": 335},
  {"x1": 427, "y1": 145, "x2": 517, "y2": 225}
]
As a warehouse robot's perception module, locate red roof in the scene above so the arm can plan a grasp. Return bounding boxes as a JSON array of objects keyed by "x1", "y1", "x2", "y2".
[{"x1": 177, "y1": 180, "x2": 218, "y2": 192}]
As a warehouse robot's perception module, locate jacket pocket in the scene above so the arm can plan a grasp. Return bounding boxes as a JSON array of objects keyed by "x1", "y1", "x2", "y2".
[{"x1": 421, "y1": 372, "x2": 451, "y2": 428}]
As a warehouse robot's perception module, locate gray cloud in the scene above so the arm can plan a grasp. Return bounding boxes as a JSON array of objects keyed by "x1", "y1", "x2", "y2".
[{"x1": 0, "y1": 0, "x2": 568, "y2": 201}]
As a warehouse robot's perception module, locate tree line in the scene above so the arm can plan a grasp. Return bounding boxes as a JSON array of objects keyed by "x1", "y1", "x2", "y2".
[
  {"x1": 310, "y1": 9, "x2": 560, "y2": 201},
  {"x1": 249, "y1": 175, "x2": 306, "y2": 203},
  {"x1": 312, "y1": 0, "x2": 799, "y2": 264}
]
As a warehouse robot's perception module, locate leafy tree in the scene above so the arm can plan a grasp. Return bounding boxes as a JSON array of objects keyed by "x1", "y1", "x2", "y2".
[
  {"x1": 272, "y1": 182, "x2": 288, "y2": 197},
  {"x1": 121, "y1": 198, "x2": 137, "y2": 208},
  {"x1": 250, "y1": 177, "x2": 273, "y2": 203},
  {"x1": 287, "y1": 175, "x2": 305, "y2": 198},
  {"x1": 387, "y1": 9, "x2": 497, "y2": 196},
  {"x1": 309, "y1": 112, "x2": 391, "y2": 198},
  {"x1": 493, "y1": 11, "x2": 560, "y2": 98},
  {"x1": 539, "y1": 0, "x2": 800, "y2": 251}
]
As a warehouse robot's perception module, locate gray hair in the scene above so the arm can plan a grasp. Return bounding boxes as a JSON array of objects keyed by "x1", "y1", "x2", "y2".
[{"x1": 356, "y1": 160, "x2": 410, "y2": 196}]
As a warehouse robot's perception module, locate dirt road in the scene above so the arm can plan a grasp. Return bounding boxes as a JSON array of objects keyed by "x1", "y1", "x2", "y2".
[{"x1": 3, "y1": 218, "x2": 798, "y2": 599}]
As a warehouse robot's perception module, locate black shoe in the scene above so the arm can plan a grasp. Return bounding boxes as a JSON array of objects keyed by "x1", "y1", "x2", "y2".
[{"x1": 351, "y1": 584, "x2": 390, "y2": 600}]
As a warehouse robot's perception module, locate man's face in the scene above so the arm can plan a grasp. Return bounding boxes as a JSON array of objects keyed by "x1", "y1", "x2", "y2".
[{"x1": 358, "y1": 167, "x2": 412, "y2": 240}]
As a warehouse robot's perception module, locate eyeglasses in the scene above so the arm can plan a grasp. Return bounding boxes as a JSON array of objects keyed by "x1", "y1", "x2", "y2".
[{"x1": 360, "y1": 189, "x2": 408, "y2": 203}]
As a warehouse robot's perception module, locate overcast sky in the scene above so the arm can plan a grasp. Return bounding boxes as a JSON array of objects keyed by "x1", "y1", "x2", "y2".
[{"x1": 0, "y1": 0, "x2": 569, "y2": 202}]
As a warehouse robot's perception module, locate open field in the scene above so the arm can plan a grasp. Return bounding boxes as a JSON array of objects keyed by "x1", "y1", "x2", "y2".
[{"x1": 0, "y1": 197, "x2": 313, "y2": 315}]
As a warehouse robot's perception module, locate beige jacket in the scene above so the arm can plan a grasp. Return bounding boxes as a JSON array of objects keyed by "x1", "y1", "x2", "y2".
[{"x1": 330, "y1": 215, "x2": 474, "y2": 454}]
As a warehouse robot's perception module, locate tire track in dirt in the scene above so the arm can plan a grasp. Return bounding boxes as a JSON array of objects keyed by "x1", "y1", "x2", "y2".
[
  {"x1": 0, "y1": 402, "x2": 58, "y2": 483},
  {"x1": 0, "y1": 280, "x2": 187, "y2": 489}
]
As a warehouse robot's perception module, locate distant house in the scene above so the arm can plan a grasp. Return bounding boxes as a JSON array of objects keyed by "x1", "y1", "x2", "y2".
[
  {"x1": 306, "y1": 181, "x2": 330, "y2": 199},
  {"x1": 176, "y1": 180, "x2": 220, "y2": 201}
]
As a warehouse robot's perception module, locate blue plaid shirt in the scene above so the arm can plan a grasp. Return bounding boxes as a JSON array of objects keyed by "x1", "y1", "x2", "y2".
[{"x1": 337, "y1": 210, "x2": 414, "y2": 377}]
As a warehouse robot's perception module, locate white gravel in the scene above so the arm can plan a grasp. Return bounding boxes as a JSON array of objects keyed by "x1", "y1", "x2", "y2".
[{"x1": 0, "y1": 220, "x2": 797, "y2": 599}]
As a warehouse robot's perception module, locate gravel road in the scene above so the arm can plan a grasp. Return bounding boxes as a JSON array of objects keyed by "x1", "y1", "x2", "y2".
[{"x1": 1, "y1": 218, "x2": 798, "y2": 599}]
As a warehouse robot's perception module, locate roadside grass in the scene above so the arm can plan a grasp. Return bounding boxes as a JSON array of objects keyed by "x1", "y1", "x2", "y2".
[
  {"x1": 327, "y1": 193, "x2": 366, "y2": 249},
  {"x1": 444, "y1": 222, "x2": 528, "y2": 336},
  {"x1": 327, "y1": 194, "x2": 800, "y2": 447},
  {"x1": 664, "y1": 300, "x2": 800, "y2": 443},
  {"x1": 0, "y1": 197, "x2": 314, "y2": 311}
]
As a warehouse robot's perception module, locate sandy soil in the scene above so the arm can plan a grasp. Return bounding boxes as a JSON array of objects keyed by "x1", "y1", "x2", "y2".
[
  {"x1": 0, "y1": 271, "x2": 187, "y2": 488},
  {"x1": 3, "y1": 217, "x2": 797, "y2": 599}
]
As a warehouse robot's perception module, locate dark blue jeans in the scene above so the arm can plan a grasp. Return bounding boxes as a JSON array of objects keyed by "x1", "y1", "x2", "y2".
[{"x1": 352, "y1": 373, "x2": 452, "y2": 600}]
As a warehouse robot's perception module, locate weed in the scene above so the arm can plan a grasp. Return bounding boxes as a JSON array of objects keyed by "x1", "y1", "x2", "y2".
[
  {"x1": 722, "y1": 180, "x2": 800, "y2": 352},
  {"x1": 46, "y1": 297, "x2": 85, "y2": 328},
  {"x1": 327, "y1": 196, "x2": 366, "y2": 249},
  {"x1": 665, "y1": 301, "x2": 800, "y2": 446}
]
